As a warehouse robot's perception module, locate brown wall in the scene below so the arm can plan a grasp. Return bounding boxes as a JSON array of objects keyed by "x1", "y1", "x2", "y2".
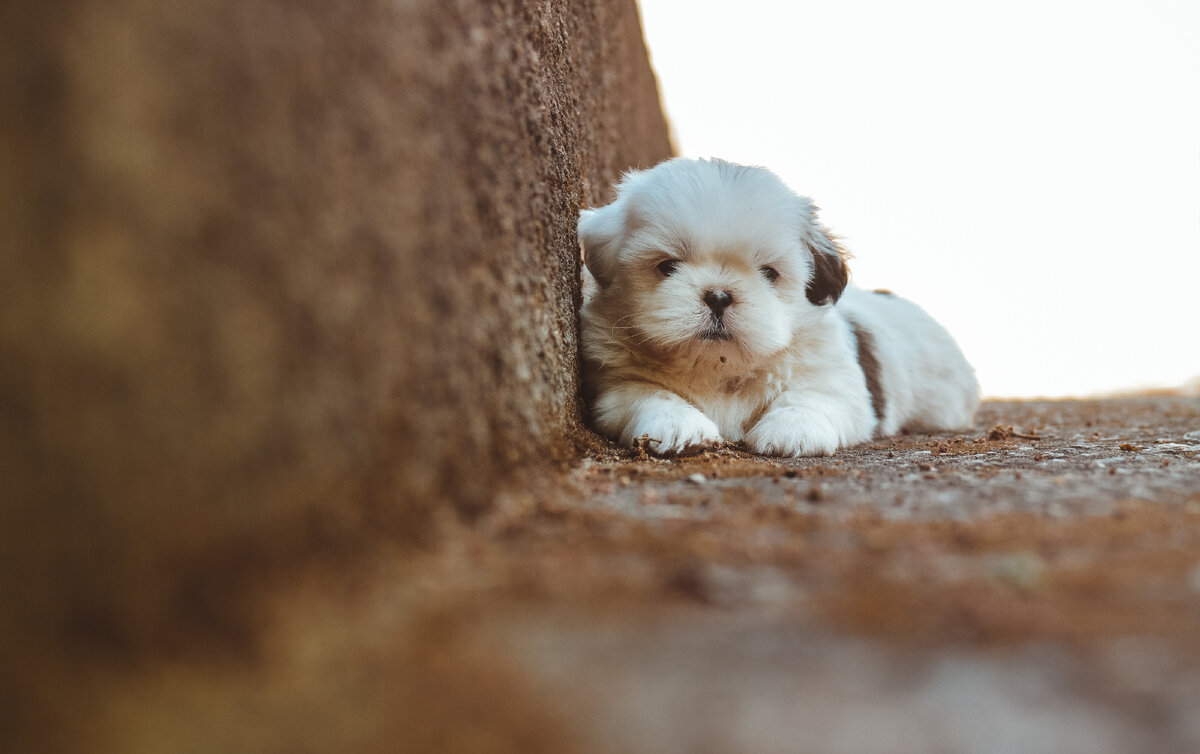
[{"x1": 0, "y1": 0, "x2": 670, "y2": 740}]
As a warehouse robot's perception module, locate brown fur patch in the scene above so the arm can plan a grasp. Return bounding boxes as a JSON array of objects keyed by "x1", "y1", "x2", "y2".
[
  {"x1": 850, "y1": 321, "x2": 886, "y2": 422},
  {"x1": 805, "y1": 249, "x2": 849, "y2": 306}
]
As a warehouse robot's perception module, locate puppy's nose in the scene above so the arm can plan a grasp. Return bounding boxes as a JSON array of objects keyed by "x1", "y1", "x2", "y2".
[{"x1": 703, "y1": 289, "x2": 734, "y2": 317}]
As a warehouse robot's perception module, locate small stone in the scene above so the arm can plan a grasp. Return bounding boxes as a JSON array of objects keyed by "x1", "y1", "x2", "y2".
[
  {"x1": 988, "y1": 425, "x2": 1013, "y2": 441},
  {"x1": 685, "y1": 473, "x2": 706, "y2": 484}
]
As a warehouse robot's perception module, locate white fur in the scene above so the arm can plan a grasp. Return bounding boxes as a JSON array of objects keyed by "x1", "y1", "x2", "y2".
[{"x1": 578, "y1": 157, "x2": 980, "y2": 457}]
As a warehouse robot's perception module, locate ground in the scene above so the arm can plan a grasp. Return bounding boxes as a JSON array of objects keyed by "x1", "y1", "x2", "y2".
[{"x1": 92, "y1": 397, "x2": 1200, "y2": 753}]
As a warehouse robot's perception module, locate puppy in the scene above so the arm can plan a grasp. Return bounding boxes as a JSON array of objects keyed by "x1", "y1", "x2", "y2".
[{"x1": 578, "y1": 157, "x2": 979, "y2": 457}]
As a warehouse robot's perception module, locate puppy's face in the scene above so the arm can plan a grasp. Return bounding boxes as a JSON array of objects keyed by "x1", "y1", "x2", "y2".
[{"x1": 580, "y1": 158, "x2": 847, "y2": 368}]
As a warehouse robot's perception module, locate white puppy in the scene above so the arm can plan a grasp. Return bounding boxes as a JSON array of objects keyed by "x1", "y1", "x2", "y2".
[{"x1": 578, "y1": 157, "x2": 979, "y2": 457}]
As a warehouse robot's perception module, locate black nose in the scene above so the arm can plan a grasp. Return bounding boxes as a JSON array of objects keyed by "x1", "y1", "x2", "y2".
[{"x1": 703, "y1": 289, "x2": 734, "y2": 316}]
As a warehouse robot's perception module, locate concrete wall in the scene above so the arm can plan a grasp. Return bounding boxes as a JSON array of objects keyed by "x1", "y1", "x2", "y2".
[{"x1": 0, "y1": 0, "x2": 671, "y2": 743}]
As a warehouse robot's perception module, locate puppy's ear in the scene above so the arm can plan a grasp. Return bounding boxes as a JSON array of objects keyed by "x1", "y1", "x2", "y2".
[
  {"x1": 578, "y1": 202, "x2": 626, "y2": 287},
  {"x1": 802, "y1": 213, "x2": 849, "y2": 306}
]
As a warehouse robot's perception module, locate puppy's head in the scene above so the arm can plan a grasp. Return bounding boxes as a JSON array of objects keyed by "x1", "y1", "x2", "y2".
[{"x1": 579, "y1": 158, "x2": 848, "y2": 365}]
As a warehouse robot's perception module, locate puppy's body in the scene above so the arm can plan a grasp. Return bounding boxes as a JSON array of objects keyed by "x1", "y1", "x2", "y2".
[{"x1": 579, "y1": 158, "x2": 978, "y2": 457}]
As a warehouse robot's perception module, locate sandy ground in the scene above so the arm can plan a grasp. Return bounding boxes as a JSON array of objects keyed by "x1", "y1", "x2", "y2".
[{"x1": 78, "y1": 397, "x2": 1200, "y2": 753}]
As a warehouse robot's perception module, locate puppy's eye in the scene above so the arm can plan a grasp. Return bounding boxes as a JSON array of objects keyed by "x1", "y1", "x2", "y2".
[
  {"x1": 656, "y1": 259, "x2": 681, "y2": 277},
  {"x1": 760, "y1": 265, "x2": 780, "y2": 283}
]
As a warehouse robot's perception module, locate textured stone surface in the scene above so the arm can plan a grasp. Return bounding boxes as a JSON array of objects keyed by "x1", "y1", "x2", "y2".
[
  {"x1": 35, "y1": 396, "x2": 1200, "y2": 753},
  {"x1": 0, "y1": 0, "x2": 669, "y2": 748},
  {"x1": 407, "y1": 397, "x2": 1200, "y2": 754}
]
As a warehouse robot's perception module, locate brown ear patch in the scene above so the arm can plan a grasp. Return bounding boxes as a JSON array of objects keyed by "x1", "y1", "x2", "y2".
[
  {"x1": 805, "y1": 249, "x2": 849, "y2": 306},
  {"x1": 849, "y1": 320, "x2": 886, "y2": 423}
]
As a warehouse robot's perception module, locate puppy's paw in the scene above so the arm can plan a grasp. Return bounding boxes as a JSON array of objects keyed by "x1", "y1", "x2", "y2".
[
  {"x1": 625, "y1": 406, "x2": 722, "y2": 456},
  {"x1": 744, "y1": 407, "x2": 841, "y2": 457}
]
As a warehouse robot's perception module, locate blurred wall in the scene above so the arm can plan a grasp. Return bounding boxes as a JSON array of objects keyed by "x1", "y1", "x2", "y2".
[{"x1": 0, "y1": 0, "x2": 670, "y2": 743}]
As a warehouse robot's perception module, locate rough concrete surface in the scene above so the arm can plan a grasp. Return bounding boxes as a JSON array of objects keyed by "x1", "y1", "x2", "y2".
[
  {"x1": 22, "y1": 396, "x2": 1200, "y2": 753},
  {"x1": 413, "y1": 396, "x2": 1200, "y2": 754},
  {"x1": 0, "y1": 0, "x2": 669, "y2": 749}
]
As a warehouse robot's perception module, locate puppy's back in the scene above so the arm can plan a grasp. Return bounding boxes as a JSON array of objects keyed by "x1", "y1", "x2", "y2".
[{"x1": 838, "y1": 287, "x2": 979, "y2": 435}]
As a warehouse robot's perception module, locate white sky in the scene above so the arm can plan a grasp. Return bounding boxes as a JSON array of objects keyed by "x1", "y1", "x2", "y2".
[{"x1": 636, "y1": 0, "x2": 1200, "y2": 398}]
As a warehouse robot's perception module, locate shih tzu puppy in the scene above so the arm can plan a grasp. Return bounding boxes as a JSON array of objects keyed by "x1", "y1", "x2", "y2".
[{"x1": 578, "y1": 157, "x2": 979, "y2": 457}]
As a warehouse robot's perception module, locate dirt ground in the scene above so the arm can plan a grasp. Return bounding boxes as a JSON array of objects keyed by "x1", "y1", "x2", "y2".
[{"x1": 71, "y1": 396, "x2": 1200, "y2": 753}]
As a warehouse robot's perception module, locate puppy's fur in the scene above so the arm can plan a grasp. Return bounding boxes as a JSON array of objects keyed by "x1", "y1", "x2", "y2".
[{"x1": 578, "y1": 157, "x2": 979, "y2": 456}]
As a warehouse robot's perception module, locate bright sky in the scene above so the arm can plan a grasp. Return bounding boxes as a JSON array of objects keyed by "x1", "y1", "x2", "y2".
[{"x1": 636, "y1": 0, "x2": 1200, "y2": 398}]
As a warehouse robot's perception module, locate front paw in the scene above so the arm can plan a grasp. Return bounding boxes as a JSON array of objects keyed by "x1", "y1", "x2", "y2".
[
  {"x1": 744, "y1": 407, "x2": 841, "y2": 457},
  {"x1": 624, "y1": 406, "x2": 722, "y2": 456}
]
